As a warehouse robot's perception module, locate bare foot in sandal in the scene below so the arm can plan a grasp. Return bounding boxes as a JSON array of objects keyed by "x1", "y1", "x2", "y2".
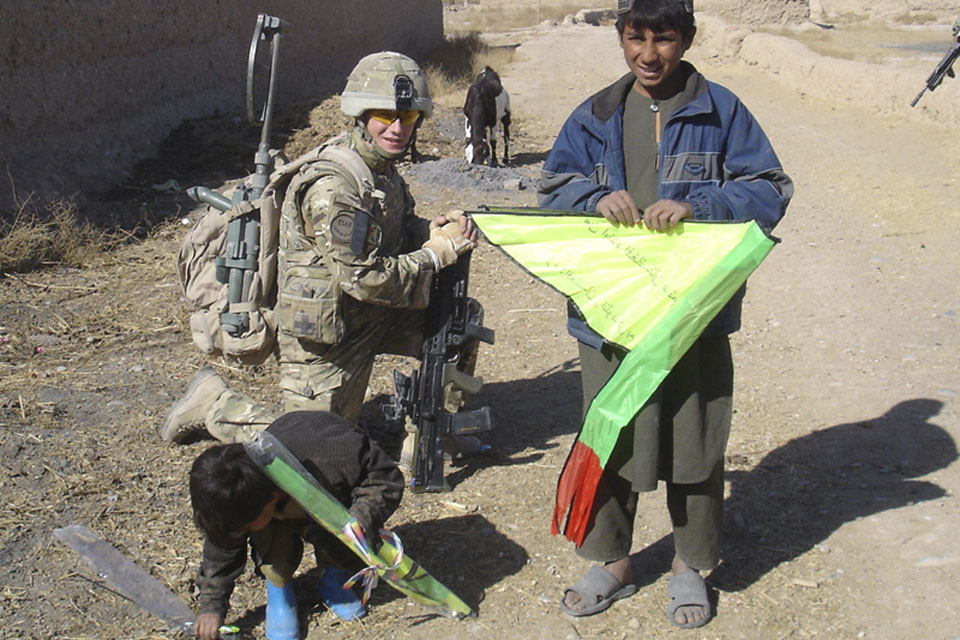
[
  {"x1": 668, "y1": 556, "x2": 711, "y2": 628},
  {"x1": 560, "y1": 557, "x2": 635, "y2": 617}
]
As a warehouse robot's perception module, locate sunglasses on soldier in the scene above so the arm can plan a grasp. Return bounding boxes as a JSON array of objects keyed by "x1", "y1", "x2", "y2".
[{"x1": 367, "y1": 109, "x2": 421, "y2": 126}]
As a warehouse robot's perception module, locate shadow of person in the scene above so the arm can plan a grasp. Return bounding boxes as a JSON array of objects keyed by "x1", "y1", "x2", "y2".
[
  {"x1": 218, "y1": 513, "x2": 527, "y2": 632},
  {"x1": 708, "y1": 398, "x2": 956, "y2": 591},
  {"x1": 507, "y1": 150, "x2": 551, "y2": 167},
  {"x1": 472, "y1": 357, "x2": 583, "y2": 454}
]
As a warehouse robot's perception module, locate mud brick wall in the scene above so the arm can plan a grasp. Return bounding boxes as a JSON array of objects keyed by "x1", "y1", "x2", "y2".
[{"x1": 0, "y1": 0, "x2": 442, "y2": 214}]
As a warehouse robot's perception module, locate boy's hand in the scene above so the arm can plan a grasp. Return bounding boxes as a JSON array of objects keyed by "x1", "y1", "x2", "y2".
[
  {"x1": 596, "y1": 190, "x2": 642, "y2": 227},
  {"x1": 193, "y1": 612, "x2": 225, "y2": 640},
  {"x1": 643, "y1": 199, "x2": 693, "y2": 231}
]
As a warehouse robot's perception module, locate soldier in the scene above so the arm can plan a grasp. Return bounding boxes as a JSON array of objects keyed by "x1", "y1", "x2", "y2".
[{"x1": 161, "y1": 52, "x2": 481, "y2": 452}]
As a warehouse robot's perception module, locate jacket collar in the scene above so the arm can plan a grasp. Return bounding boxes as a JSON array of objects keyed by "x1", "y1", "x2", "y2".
[
  {"x1": 591, "y1": 61, "x2": 710, "y2": 123},
  {"x1": 349, "y1": 126, "x2": 393, "y2": 175}
]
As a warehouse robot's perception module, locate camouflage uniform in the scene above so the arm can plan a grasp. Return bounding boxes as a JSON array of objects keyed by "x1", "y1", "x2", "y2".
[
  {"x1": 204, "y1": 128, "x2": 474, "y2": 437},
  {"x1": 274, "y1": 127, "x2": 437, "y2": 422},
  {"x1": 163, "y1": 51, "x2": 477, "y2": 446}
]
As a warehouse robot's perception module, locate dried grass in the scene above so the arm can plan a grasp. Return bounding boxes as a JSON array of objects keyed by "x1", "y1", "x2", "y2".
[
  {"x1": 422, "y1": 32, "x2": 491, "y2": 97},
  {"x1": 0, "y1": 196, "x2": 120, "y2": 274},
  {"x1": 420, "y1": 31, "x2": 519, "y2": 104}
]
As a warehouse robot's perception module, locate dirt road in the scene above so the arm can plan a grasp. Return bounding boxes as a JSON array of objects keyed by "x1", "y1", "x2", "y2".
[
  {"x1": 480, "y1": 21, "x2": 960, "y2": 640},
  {"x1": 1, "y1": 16, "x2": 959, "y2": 640}
]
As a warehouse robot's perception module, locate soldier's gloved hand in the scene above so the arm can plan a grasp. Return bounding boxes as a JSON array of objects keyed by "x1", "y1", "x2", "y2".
[
  {"x1": 421, "y1": 221, "x2": 475, "y2": 269},
  {"x1": 429, "y1": 209, "x2": 465, "y2": 230}
]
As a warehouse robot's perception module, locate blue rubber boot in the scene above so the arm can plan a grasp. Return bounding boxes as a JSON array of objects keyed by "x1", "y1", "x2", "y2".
[
  {"x1": 265, "y1": 581, "x2": 299, "y2": 640},
  {"x1": 317, "y1": 567, "x2": 367, "y2": 621}
]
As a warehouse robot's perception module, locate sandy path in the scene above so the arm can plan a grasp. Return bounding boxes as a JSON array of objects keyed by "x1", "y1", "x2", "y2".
[{"x1": 498, "y1": 22, "x2": 960, "y2": 638}]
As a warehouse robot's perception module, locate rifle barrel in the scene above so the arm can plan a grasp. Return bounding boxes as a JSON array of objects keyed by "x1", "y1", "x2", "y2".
[{"x1": 910, "y1": 87, "x2": 927, "y2": 107}]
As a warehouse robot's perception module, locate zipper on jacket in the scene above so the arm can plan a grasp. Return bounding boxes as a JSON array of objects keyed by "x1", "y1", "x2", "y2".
[{"x1": 651, "y1": 102, "x2": 661, "y2": 171}]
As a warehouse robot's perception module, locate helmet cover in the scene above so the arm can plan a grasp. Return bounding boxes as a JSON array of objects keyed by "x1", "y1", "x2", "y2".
[{"x1": 341, "y1": 51, "x2": 433, "y2": 119}]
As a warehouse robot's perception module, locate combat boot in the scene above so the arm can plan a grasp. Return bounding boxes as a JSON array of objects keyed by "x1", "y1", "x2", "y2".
[{"x1": 159, "y1": 366, "x2": 227, "y2": 443}]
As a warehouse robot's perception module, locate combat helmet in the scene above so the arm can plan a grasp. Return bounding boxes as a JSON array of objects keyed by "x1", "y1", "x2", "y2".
[{"x1": 341, "y1": 51, "x2": 433, "y2": 119}]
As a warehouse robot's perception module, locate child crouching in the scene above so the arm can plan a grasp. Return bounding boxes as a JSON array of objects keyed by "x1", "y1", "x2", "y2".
[{"x1": 188, "y1": 411, "x2": 403, "y2": 640}]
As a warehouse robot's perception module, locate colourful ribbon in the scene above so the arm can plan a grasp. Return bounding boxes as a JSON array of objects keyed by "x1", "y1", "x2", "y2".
[{"x1": 341, "y1": 518, "x2": 404, "y2": 604}]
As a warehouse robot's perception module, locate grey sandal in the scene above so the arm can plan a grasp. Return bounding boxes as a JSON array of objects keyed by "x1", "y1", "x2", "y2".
[
  {"x1": 666, "y1": 570, "x2": 712, "y2": 628},
  {"x1": 559, "y1": 565, "x2": 637, "y2": 617}
]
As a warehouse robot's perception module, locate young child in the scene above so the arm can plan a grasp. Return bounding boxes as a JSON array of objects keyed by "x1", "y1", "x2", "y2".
[
  {"x1": 188, "y1": 411, "x2": 404, "y2": 640},
  {"x1": 538, "y1": 0, "x2": 792, "y2": 629}
]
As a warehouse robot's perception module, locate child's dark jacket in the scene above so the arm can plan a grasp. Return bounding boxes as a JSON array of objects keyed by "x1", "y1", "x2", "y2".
[{"x1": 195, "y1": 411, "x2": 403, "y2": 616}]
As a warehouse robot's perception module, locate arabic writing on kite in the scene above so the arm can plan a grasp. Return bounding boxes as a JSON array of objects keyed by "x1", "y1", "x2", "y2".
[{"x1": 584, "y1": 218, "x2": 681, "y2": 303}]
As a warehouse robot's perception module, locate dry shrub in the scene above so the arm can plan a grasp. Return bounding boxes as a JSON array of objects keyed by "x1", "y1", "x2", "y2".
[
  {"x1": 0, "y1": 196, "x2": 118, "y2": 274},
  {"x1": 421, "y1": 32, "x2": 489, "y2": 97},
  {"x1": 474, "y1": 46, "x2": 518, "y2": 77}
]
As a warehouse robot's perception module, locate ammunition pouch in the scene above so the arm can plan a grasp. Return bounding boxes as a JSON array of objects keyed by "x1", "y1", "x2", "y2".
[
  {"x1": 189, "y1": 282, "x2": 275, "y2": 364},
  {"x1": 274, "y1": 262, "x2": 344, "y2": 345}
]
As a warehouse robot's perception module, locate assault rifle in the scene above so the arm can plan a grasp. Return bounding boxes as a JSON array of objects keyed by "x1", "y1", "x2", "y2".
[
  {"x1": 187, "y1": 13, "x2": 286, "y2": 334},
  {"x1": 385, "y1": 251, "x2": 496, "y2": 492},
  {"x1": 911, "y1": 20, "x2": 960, "y2": 107}
]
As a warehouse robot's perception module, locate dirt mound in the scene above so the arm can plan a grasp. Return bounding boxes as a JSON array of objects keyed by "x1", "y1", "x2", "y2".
[{"x1": 698, "y1": 0, "x2": 809, "y2": 25}]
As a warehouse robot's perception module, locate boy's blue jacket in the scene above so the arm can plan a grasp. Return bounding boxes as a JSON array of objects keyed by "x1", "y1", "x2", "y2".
[{"x1": 539, "y1": 63, "x2": 793, "y2": 342}]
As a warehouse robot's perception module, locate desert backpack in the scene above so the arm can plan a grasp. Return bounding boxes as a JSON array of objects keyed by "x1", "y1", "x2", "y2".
[{"x1": 176, "y1": 135, "x2": 375, "y2": 364}]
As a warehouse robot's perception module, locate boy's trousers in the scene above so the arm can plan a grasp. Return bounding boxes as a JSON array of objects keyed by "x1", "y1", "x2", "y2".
[{"x1": 574, "y1": 334, "x2": 733, "y2": 570}]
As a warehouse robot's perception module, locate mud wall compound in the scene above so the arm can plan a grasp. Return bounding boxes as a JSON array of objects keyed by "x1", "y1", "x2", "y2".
[
  {"x1": 456, "y1": 0, "x2": 953, "y2": 26},
  {"x1": 0, "y1": 0, "x2": 442, "y2": 215},
  {"x1": 808, "y1": 0, "x2": 957, "y2": 22},
  {"x1": 695, "y1": 0, "x2": 954, "y2": 24}
]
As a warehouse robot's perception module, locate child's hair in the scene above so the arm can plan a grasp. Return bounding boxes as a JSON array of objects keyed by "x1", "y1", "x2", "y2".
[
  {"x1": 616, "y1": 0, "x2": 696, "y2": 39},
  {"x1": 189, "y1": 443, "x2": 276, "y2": 547}
]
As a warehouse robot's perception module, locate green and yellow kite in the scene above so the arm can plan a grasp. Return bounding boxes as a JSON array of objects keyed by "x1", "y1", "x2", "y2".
[{"x1": 469, "y1": 207, "x2": 775, "y2": 545}]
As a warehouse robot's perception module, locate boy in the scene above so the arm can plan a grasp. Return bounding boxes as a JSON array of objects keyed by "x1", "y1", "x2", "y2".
[
  {"x1": 188, "y1": 411, "x2": 404, "y2": 640},
  {"x1": 538, "y1": 0, "x2": 792, "y2": 628}
]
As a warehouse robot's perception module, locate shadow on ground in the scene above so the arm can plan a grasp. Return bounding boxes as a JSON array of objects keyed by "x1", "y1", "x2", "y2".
[{"x1": 618, "y1": 398, "x2": 957, "y2": 593}]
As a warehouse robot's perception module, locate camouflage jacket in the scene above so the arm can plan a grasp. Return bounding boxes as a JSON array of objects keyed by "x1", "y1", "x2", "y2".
[{"x1": 275, "y1": 129, "x2": 433, "y2": 344}]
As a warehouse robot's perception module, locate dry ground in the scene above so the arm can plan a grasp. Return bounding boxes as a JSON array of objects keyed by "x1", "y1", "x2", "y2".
[{"x1": 2, "y1": 11, "x2": 960, "y2": 640}]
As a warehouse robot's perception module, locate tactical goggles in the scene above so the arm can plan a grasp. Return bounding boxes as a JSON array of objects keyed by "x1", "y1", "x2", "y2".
[
  {"x1": 617, "y1": 0, "x2": 694, "y2": 15},
  {"x1": 367, "y1": 109, "x2": 421, "y2": 126}
]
